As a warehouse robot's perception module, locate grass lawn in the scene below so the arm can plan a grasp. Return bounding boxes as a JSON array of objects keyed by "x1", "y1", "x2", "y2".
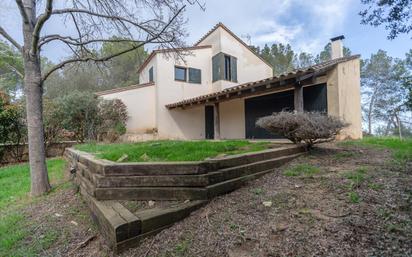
[
  {"x1": 75, "y1": 140, "x2": 272, "y2": 162},
  {"x1": 283, "y1": 163, "x2": 321, "y2": 177},
  {"x1": 0, "y1": 158, "x2": 66, "y2": 210},
  {"x1": 341, "y1": 137, "x2": 412, "y2": 164},
  {"x1": 0, "y1": 158, "x2": 67, "y2": 256}
]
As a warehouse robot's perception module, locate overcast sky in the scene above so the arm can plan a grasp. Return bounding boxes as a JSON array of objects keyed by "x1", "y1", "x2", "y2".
[{"x1": 1, "y1": 0, "x2": 410, "y2": 62}]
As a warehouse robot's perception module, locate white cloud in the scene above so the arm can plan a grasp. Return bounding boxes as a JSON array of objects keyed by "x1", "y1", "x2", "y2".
[
  {"x1": 253, "y1": 23, "x2": 303, "y2": 45},
  {"x1": 186, "y1": 0, "x2": 355, "y2": 55}
]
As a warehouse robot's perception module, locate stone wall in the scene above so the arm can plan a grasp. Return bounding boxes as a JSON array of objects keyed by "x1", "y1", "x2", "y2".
[{"x1": 1, "y1": 141, "x2": 76, "y2": 165}]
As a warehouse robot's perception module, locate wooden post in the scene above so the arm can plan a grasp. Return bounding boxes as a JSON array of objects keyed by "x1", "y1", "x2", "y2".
[
  {"x1": 214, "y1": 102, "x2": 221, "y2": 140},
  {"x1": 294, "y1": 84, "x2": 304, "y2": 112}
]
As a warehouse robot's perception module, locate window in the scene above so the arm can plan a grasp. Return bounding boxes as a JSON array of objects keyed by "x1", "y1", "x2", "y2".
[
  {"x1": 224, "y1": 55, "x2": 231, "y2": 81},
  {"x1": 149, "y1": 66, "x2": 154, "y2": 82},
  {"x1": 174, "y1": 66, "x2": 187, "y2": 81},
  {"x1": 188, "y1": 68, "x2": 201, "y2": 84},
  {"x1": 174, "y1": 66, "x2": 202, "y2": 84},
  {"x1": 212, "y1": 52, "x2": 237, "y2": 83}
]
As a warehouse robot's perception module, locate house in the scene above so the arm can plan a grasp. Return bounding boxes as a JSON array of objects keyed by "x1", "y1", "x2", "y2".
[{"x1": 96, "y1": 23, "x2": 362, "y2": 140}]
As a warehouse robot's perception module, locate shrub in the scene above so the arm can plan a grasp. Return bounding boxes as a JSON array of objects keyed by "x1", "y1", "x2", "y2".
[
  {"x1": 43, "y1": 98, "x2": 66, "y2": 145},
  {"x1": 55, "y1": 91, "x2": 101, "y2": 143},
  {"x1": 53, "y1": 91, "x2": 128, "y2": 143},
  {"x1": 256, "y1": 111, "x2": 347, "y2": 147},
  {"x1": 0, "y1": 92, "x2": 26, "y2": 162},
  {"x1": 97, "y1": 99, "x2": 128, "y2": 142}
]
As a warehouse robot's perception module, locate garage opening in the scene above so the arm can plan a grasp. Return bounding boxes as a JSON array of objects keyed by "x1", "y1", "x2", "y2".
[{"x1": 245, "y1": 83, "x2": 327, "y2": 139}]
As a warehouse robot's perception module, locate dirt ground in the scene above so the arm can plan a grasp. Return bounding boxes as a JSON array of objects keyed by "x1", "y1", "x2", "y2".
[{"x1": 20, "y1": 143, "x2": 412, "y2": 256}]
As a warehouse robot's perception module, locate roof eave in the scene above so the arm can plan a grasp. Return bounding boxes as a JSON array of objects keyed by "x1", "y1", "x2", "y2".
[
  {"x1": 95, "y1": 82, "x2": 155, "y2": 96},
  {"x1": 166, "y1": 55, "x2": 361, "y2": 109},
  {"x1": 137, "y1": 45, "x2": 212, "y2": 74}
]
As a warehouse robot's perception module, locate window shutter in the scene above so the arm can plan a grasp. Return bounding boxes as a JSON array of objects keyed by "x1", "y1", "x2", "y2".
[
  {"x1": 189, "y1": 68, "x2": 201, "y2": 84},
  {"x1": 212, "y1": 54, "x2": 219, "y2": 82},
  {"x1": 231, "y1": 56, "x2": 237, "y2": 82},
  {"x1": 212, "y1": 53, "x2": 225, "y2": 82}
]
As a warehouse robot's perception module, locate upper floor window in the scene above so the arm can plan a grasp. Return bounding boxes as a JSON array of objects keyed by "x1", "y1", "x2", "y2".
[
  {"x1": 224, "y1": 55, "x2": 232, "y2": 81},
  {"x1": 175, "y1": 66, "x2": 187, "y2": 81},
  {"x1": 149, "y1": 66, "x2": 154, "y2": 82},
  {"x1": 212, "y1": 52, "x2": 237, "y2": 83},
  {"x1": 188, "y1": 68, "x2": 201, "y2": 84},
  {"x1": 175, "y1": 66, "x2": 202, "y2": 84}
]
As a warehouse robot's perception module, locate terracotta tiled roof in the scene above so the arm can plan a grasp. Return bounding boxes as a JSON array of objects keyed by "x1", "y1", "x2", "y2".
[
  {"x1": 95, "y1": 82, "x2": 154, "y2": 96},
  {"x1": 194, "y1": 22, "x2": 272, "y2": 68},
  {"x1": 136, "y1": 45, "x2": 212, "y2": 74},
  {"x1": 166, "y1": 55, "x2": 360, "y2": 109}
]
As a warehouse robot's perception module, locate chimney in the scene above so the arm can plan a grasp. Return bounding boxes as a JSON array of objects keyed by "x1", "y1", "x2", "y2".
[{"x1": 330, "y1": 35, "x2": 345, "y2": 59}]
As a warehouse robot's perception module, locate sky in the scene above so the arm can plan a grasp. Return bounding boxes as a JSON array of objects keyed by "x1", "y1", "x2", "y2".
[
  {"x1": 1, "y1": 0, "x2": 410, "y2": 62},
  {"x1": 182, "y1": 0, "x2": 410, "y2": 59}
]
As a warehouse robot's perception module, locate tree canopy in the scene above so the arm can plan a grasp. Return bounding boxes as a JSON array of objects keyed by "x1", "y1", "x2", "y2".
[
  {"x1": 253, "y1": 42, "x2": 351, "y2": 76},
  {"x1": 361, "y1": 50, "x2": 410, "y2": 135},
  {"x1": 360, "y1": 0, "x2": 412, "y2": 39},
  {"x1": 0, "y1": 41, "x2": 23, "y2": 98},
  {"x1": 44, "y1": 39, "x2": 149, "y2": 98}
]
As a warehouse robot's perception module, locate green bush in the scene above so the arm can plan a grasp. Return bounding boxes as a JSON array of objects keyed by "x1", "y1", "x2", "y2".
[
  {"x1": 53, "y1": 91, "x2": 128, "y2": 143},
  {"x1": 0, "y1": 92, "x2": 26, "y2": 162},
  {"x1": 97, "y1": 99, "x2": 128, "y2": 142},
  {"x1": 54, "y1": 91, "x2": 100, "y2": 143},
  {"x1": 0, "y1": 90, "x2": 129, "y2": 163},
  {"x1": 43, "y1": 98, "x2": 66, "y2": 145}
]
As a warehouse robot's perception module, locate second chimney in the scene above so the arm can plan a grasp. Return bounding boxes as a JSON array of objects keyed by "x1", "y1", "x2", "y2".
[{"x1": 330, "y1": 35, "x2": 345, "y2": 59}]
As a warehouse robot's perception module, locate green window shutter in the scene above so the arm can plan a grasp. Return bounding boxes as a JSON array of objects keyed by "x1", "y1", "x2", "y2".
[
  {"x1": 149, "y1": 67, "x2": 154, "y2": 82},
  {"x1": 212, "y1": 53, "x2": 225, "y2": 82},
  {"x1": 189, "y1": 68, "x2": 201, "y2": 84},
  {"x1": 231, "y1": 56, "x2": 237, "y2": 82}
]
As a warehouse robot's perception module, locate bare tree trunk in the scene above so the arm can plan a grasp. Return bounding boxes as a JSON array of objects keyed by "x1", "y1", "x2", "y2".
[
  {"x1": 367, "y1": 89, "x2": 377, "y2": 135},
  {"x1": 22, "y1": 0, "x2": 51, "y2": 196},
  {"x1": 367, "y1": 110, "x2": 373, "y2": 135},
  {"x1": 395, "y1": 112, "x2": 403, "y2": 140}
]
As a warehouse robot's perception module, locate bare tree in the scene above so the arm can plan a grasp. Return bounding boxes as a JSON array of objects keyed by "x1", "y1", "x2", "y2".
[{"x1": 0, "y1": 0, "x2": 203, "y2": 196}]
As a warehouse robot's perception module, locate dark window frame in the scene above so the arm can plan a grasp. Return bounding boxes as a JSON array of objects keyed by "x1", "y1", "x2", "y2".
[
  {"x1": 188, "y1": 67, "x2": 202, "y2": 84},
  {"x1": 212, "y1": 52, "x2": 238, "y2": 83},
  {"x1": 224, "y1": 55, "x2": 232, "y2": 81},
  {"x1": 149, "y1": 66, "x2": 154, "y2": 82},
  {"x1": 174, "y1": 66, "x2": 187, "y2": 82}
]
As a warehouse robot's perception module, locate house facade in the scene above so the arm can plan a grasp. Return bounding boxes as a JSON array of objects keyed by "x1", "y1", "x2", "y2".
[{"x1": 97, "y1": 23, "x2": 362, "y2": 141}]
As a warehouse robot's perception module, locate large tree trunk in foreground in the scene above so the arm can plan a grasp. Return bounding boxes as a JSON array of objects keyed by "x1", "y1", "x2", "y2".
[
  {"x1": 22, "y1": 0, "x2": 51, "y2": 196},
  {"x1": 24, "y1": 59, "x2": 50, "y2": 196}
]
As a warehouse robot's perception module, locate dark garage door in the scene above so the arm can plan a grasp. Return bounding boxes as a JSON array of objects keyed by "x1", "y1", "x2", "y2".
[{"x1": 245, "y1": 83, "x2": 327, "y2": 139}]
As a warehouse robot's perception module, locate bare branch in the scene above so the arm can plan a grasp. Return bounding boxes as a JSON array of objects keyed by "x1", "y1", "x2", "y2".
[
  {"x1": 69, "y1": 12, "x2": 86, "y2": 55},
  {"x1": 187, "y1": 0, "x2": 206, "y2": 11},
  {"x1": 4, "y1": 62, "x2": 24, "y2": 78},
  {"x1": 39, "y1": 35, "x2": 149, "y2": 48},
  {"x1": 15, "y1": 0, "x2": 31, "y2": 25},
  {"x1": 42, "y1": 5, "x2": 185, "y2": 82},
  {"x1": 0, "y1": 26, "x2": 22, "y2": 52},
  {"x1": 41, "y1": 41, "x2": 145, "y2": 82},
  {"x1": 51, "y1": 8, "x2": 157, "y2": 38},
  {"x1": 32, "y1": 0, "x2": 53, "y2": 54}
]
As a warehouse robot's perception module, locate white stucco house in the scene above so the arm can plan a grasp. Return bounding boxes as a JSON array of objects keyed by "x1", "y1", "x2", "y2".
[{"x1": 96, "y1": 23, "x2": 362, "y2": 141}]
